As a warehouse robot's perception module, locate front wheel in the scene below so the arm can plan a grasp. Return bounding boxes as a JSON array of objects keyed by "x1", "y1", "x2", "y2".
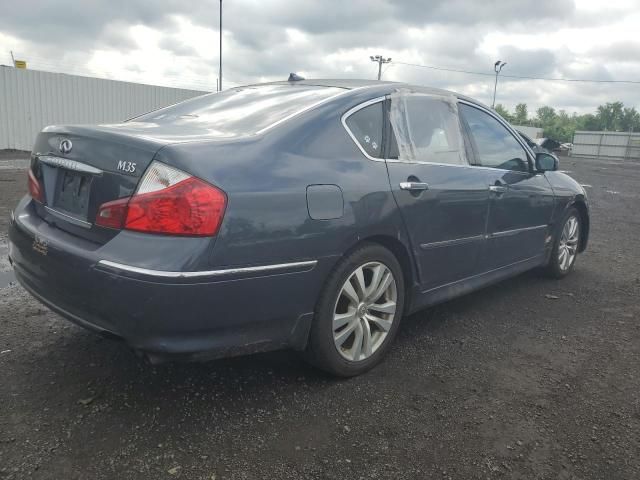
[
  {"x1": 304, "y1": 244, "x2": 405, "y2": 377},
  {"x1": 544, "y1": 207, "x2": 581, "y2": 278}
]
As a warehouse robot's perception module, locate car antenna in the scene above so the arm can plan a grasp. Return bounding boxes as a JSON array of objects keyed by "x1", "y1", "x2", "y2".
[{"x1": 288, "y1": 73, "x2": 305, "y2": 82}]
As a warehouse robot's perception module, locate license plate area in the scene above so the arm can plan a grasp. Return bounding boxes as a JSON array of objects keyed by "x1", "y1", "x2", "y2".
[{"x1": 53, "y1": 169, "x2": 93, "y2": 218}]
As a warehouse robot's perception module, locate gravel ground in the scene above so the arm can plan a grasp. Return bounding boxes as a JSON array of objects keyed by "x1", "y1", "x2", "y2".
[{"x1": 0, "y1": 155, "x2": 639, "y2": 479}]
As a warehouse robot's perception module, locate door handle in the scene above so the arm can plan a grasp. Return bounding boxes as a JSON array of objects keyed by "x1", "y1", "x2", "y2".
[
  {"x1": 488, "y1": 185, "x2": 507, "y2": 194},
  {"x1": 400, "y1": 182, "x2": 429, "y2": 191}
]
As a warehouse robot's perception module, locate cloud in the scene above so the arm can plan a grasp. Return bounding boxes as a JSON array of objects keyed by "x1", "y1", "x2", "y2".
[
  {"x1": 589, "y1": 41, "x2": 640, "y2": 63},
  {"x1": 158, "y1": 36, "x2": 199, "y2": 57},
  {"x1": 1, "y1": 0, "x2": 639, "y2": 113}
]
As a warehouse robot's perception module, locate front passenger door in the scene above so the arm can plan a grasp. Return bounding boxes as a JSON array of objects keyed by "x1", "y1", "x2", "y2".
[{"x1": 459, "y1": 103, "x2": 555, "y2": 270}]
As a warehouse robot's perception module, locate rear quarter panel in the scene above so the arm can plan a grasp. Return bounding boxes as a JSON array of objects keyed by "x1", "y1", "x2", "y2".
[{"x1": 154, "y1": 89, "x2": 411, "y2": 272}]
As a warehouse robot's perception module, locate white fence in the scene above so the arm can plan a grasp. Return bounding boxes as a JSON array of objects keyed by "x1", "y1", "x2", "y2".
[
  {"x1": 0, "y1": 67, "x2": 208, "y2": 151},
  {"x1": 572, "y1": 131, "x2": 640, "y2": 161}
]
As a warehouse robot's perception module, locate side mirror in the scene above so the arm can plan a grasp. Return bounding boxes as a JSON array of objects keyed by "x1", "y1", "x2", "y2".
[{"x1": 535, "y1": 152, "x2": 559, "y2": 172}]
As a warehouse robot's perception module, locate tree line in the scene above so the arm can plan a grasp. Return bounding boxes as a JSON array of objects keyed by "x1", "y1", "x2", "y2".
[{"x1": 493, "y1": 101, "x2": 640, "y2": 143}]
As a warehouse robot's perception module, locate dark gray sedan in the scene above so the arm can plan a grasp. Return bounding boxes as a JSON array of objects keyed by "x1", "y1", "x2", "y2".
[{"x1": 8, "y1": 79, "x2": 589, "y2": 376}]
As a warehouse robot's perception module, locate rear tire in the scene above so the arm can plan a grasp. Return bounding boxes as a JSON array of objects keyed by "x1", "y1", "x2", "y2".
[
  {"x1": 544, "y1": 207, "x2": 581, "y2": 279},
  {"x1": 304, "y1": 243, "x2": 405, "y2": 377}
]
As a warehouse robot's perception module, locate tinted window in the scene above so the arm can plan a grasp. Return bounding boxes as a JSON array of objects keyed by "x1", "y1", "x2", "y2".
[
  {"x1": 345, "y1": 102, "x2": 384, "y2": 158},
  {"x1": 133, "y1": 85, "x2": 344, "y2": 138},
  {"x1": 460, "y1": 104, "x2": 529, "y2": 172},
  {"x1": 389, "y1": 94, "x2": 465, "y2": 165}
]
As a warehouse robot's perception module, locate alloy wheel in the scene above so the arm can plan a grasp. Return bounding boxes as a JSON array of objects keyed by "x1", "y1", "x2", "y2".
[
  {"x1": 332, "y1": 261, "x2": 398, "y2": 362},
  {"x1": 558, "y1": 215, "x2": 580, "y2": 271}
]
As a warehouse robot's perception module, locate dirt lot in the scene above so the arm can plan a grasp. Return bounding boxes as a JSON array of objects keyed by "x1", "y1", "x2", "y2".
[{"x1": 1, "y1": 154, "x2": 639, "y2": 479}]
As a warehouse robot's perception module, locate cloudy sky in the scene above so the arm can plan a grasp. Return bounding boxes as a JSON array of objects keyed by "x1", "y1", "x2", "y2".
[{"x1": 1, "y1": 0, "x2": 639, "y2": 114}]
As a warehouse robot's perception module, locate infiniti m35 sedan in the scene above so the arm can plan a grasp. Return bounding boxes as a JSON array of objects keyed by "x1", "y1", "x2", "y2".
[{"x1": 8, "y1": 79, "x2": 589, "y2": 376}]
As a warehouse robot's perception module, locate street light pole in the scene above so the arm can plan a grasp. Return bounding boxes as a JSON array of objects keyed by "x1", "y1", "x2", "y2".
[
  {"x1": 219, "y1": 0, "x2": 222, "y2": 91},
  {"x1": 370, "y1": 55, "x2": 392, "y2": 80},
  {"x1": 492, "y1": 60, "x2": 506, "y2": 109}
]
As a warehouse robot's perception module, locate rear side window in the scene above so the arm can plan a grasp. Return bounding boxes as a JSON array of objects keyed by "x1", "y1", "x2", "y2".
[
  {"x1": 345, "y1": 102, "x2": 384, "y2": 158},
  {"x1": 389, "y1": 93, "x2": 466, "y2": 165}
]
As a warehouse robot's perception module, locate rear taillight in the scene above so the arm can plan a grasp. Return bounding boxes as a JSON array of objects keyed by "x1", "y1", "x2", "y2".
[
  {"x1": 28, "y1": 168, "x2": 44, "y2": 203},
  {"x1": 96, "y1": 197, "x2": 129, "y2": 229},
  {"x1": 96, "y1": 162, "x2": 226, "y2": 236}
]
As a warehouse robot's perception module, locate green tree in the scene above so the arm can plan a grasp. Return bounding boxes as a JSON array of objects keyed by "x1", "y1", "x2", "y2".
[
  {"x1": 493, "y1": 104, "x2": 513, "y2": 122},
  {"x1": 513, "y1": 103, "x2": 529, "y2": 125},
  {"x1": 620, "y1": 107, "x2": 640, "y2": 132},
  {"x1": 576, "y1": 114, "x2": 601, "y2": 131},
  {"x1": 552, "y1": 111, "x2": 576, "y2": 141},
  {"x1": 596, "y1": 102, "x2": 624, "y2": 130},
  {"x1": 536, "y1": 106, "x2": 557, "y2": 126},
  {"x1": 492, "y1": 100, "x2": 637, "y2": 142}
]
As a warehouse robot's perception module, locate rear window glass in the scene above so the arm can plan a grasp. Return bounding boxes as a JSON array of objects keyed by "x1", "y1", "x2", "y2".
[
  {"x1": 345, "y1": 102, "x2": 384, "y2": 158},
  {"x1": 134, "y1": 85, "x2": 344, "y2": 137}
]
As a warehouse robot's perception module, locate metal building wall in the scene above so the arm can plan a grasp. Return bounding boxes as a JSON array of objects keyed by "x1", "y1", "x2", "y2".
[
  {"x1": 572, "y1": 131, "x2": 640, "y2": 161},
  {"x1": 0, "y1": 67, "x2": 208, "y2": 151},
  {"x1": 512, "y1": 125, "x2": 543, "y2": 139}
]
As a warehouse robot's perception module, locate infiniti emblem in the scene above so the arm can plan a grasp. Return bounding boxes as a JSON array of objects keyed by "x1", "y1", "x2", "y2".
[{"x1": 59, "y1": 139, "x2": 73, "y2": 155}]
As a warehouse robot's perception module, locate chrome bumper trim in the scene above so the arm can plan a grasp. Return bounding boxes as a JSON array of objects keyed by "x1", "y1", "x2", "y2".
[
  {"x1": 96, "y1": 259, "x2": 318, "y2": 279},
  {"x1": 44, "y1": 206, "x2": 92, "y2": 229}
]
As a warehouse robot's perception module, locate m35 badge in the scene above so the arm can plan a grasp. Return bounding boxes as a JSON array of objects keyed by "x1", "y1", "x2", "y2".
[{"x1": 117, "y1": 160, "x2": 137, "y2": 174}]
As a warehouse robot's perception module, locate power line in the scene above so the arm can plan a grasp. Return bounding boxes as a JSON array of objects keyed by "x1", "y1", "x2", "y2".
[
  {"x1": 392, "y1": 61, "x2": 640, "y2": 85},
  {"x1": 381, "y1": 62, "x2": 394, "y2": 78}
]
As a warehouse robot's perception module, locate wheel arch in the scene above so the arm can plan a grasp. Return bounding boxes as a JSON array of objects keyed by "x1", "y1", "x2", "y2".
[
  {"x1": 570, "y1": 199, "x2": 589, "y2": 252},
  {"x1": 340, "y1": 234, "x2": 418, "y2": 312}
]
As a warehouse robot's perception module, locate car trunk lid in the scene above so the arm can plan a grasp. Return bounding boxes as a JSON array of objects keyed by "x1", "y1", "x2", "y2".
[{"x1": 31, "y1": 125, "x2": 170, "y2": 244}]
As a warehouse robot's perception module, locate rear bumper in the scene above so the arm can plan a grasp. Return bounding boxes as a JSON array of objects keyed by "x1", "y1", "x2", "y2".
[{"x1": 8, "y1": 198, "x2": 331, "y2": 361}]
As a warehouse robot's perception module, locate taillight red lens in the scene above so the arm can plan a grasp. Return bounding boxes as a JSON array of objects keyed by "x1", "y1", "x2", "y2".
[
  {"x1": 125, "y1": 177, "x2": 226, "y2": 236},
  {"x1": 95, "y1": 197, "x2": 129, "y2": 229},
  {"x1": 95, "y1": 162, "x2": 227, "y2": 236},
  {"x1": 28, "y1": 169, "x2": 44, "y2": 203}
]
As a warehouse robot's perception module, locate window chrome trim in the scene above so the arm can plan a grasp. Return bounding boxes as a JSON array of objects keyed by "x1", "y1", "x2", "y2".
[
  {"x1": 340, "y1": 94, "x2": 536, "y2": 175},
  {"x1": 341, "y1": 96, "x2": 387, "y2": 161},
  {"x1": 96, "y1": 259, "x2": 318, "y2": 279},
  {"x1": 383, "y1": 159, "x2": 519, "y2": 172},
  {"x1": 38, "y1": 155, "x2": 103, "y2": 175}
]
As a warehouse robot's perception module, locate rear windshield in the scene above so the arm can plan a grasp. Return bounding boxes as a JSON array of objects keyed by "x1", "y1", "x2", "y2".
[{"x1": 134, "y1": 84, "x2": 344, "y2": 137}]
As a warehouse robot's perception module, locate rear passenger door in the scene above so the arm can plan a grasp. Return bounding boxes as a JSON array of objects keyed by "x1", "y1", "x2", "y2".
[
  {"x1": 459, "y1": 103, "x2": 555, "y2": 270},
  {"x1": 383, "y1": 93, "x2": 491, "y2": 291}
]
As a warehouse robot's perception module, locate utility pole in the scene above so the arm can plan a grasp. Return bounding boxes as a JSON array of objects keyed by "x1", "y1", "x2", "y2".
[
  {"x1": 492, "y1": 60, "x2": 506, "y2": 109},
  {"x1": 10, "y1": 50, "x2": 15, "y2": 67},
  {"x1": 370, "y1": 55, "x2": 392, "y2": 80},
  {"x1": 219, "y1": 0, "x2": 222, "y2": 91}
]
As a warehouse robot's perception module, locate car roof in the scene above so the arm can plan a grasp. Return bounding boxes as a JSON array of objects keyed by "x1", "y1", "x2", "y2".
[
  {"x1": 268, "y1": 79, "x2": 398, "y2": 89},
  {"x1": 261, "y1": 78, "x2": 486, "y2": 109}
]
